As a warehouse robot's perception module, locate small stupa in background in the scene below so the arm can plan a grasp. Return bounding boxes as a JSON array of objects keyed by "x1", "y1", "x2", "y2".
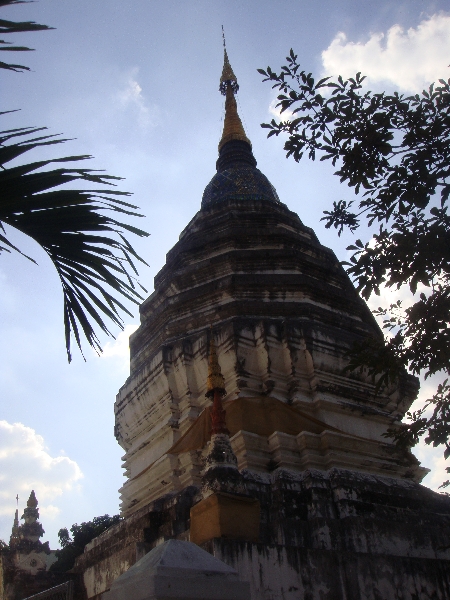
[
  {"x1": 9, "y1": 506, "x2": 21, "y2": 550},
  {"x1": 8, "y1": 490, "x2": 56, "y2": 570},
  {"x1": 0, "y1": 490, "x2": 78, "y2": 600}
]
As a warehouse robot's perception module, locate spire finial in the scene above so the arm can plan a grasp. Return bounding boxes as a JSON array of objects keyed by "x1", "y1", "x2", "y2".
[
  {"x1": 27, "y1": 490, "x2": 38, "y2": 508},
  {"x1": 218, "y1": 33, "x2": 251, "y2": 151},
  {"x1": 10, "y1": 507, "x2": 20, "y2": 548},
  {"x1": 220, "y1": 27, "x2": 238, "y2": 95}
]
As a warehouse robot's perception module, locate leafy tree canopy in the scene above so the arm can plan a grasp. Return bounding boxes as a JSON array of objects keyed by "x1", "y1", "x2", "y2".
[
  {"x1": 50, "y1": 514, "x2": 122, "y2": 573},
  {"x1": 1, "y1": 0, "x2": 149, "y2": 361},
  {"x1": 259, "y1": 50, "x2": 450, "y2": 483}
]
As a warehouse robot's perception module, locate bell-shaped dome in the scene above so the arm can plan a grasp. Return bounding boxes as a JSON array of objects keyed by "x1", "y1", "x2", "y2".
[{"x1": 202, "y1": 139, "x2": 280, "y2": 208}]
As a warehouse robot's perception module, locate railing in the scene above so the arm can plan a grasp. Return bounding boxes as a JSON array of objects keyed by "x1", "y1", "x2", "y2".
[{"x1": 22, "y1": 581, "x2": 74, "y2": 600}]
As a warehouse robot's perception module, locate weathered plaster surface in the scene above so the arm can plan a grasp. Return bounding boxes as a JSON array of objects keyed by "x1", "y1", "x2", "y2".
[
  {"x1": 114, "y1": 197, "x2": 422, "y2": 516},
  {"x1": 207, "y1": 539, "x2": 450, "y2": 600},
  {"x1": 86, "y1": 171, "x2": 448, "y2": 600},
  {"x1": 74, "y1": 469, "x2": 450, "y2": 600}
]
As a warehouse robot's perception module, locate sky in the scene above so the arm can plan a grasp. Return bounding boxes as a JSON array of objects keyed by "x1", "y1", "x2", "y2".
[{"x1": 1, "y1": 0, "x2": 450, "y2": 548}]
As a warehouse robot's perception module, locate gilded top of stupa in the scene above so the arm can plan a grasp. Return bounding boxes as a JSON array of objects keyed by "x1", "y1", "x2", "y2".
[
  {"x1": 219, "y1": 47, "x2": 238, "y2": 92},
  {"x1": 218, "y1": 32, "x2": 251, "y2": 151},
  {"x1": 201, "y1": 35, "x2": 280, "y2": 208}
]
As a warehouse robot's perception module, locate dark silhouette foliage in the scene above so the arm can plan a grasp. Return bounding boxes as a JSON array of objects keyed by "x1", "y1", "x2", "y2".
[
  {"x1": 0, "y1": 0, "x2": 51, "y2": 71},
  {"x1": 260, "y1": 50, "x2": 450, "y2": 483},
  {"x1": 0, "y1": 0, "x2": 149, "y2": 361},
  {"x1": 50, "y1": 514, "x2": 122, "y2": 573}
]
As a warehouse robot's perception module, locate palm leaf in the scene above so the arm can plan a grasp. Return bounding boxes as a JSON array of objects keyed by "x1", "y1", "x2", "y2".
[
  {"x1": 0, "y1": 122, "x2": 149, "y2": 361},
  {"x1": 0, "y1": 1, "x2": 52, "y2": 71}
]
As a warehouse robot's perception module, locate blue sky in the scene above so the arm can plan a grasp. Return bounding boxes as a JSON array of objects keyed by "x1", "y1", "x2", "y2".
[{"x1": 1, "y1": 0, "x2": 450, "y2": 547}]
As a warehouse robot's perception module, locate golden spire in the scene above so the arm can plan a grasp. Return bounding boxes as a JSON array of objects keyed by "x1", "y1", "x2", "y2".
[
  {"x1": 206, "y1": 331, "x2": 226, "y2": 397},
  {"x1": 218, "y1": 28, "x2": 251, "y2": 151},
  {"x1": 220, "y1": 48, "x2": 237, "y2": 90}
]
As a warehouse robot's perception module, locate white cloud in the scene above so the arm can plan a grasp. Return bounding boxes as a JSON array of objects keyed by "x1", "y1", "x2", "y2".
[
  {"x1": 366, "y1": 282, "x2": 412, "y2": 319},
  {"x1": 322, "y1": 12, "x2": 450, "y2": 93},
  {"x1": 116, "y1": 68, "x2": 159, "y2": 129},
  {"x1": 101, "y1": 323, "x2": 138, "y2": 360},
  {"x1": 268, "y1": 98, "x2": 296, "y2": 122},
  {"x1": 365, "y1": 270, "x2": 429, "y2": 336},
  {"x1": 39, "y1": 504, "x2": 61, "y2": 521},
  {"x1": 363, "y1": 281, "x2": 449, "y2": 492},
  {"x1": 0, "y1": 421, "x2": 83, "y2": 523},
  {"x1": 46, "y1": 66, "x2": 160, "y2": 147},
  {"x1": 415, "y1": 441, "x2": 449, "y2": 492},
  {"x1": 412, "y1": 373, "x2": 450, "y2": 493}
]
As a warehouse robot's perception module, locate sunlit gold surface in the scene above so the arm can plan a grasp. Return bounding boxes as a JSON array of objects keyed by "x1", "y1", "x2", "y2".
[
  {"x1": 219, "y1": 85, "x2": 251, "y2": 150},
  {"x1": 220, "y1": 48, "x2": 237, "y2": 86}
]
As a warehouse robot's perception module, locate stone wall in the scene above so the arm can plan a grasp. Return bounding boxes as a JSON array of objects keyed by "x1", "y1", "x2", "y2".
[
  {"x1": 72, "y1": 468, "x2": 450, "y2": 600},
  {"x1": 207, "y1": 539, "x2": 450, "y2": 600},
  {"x1": 72, "y1": 487, "x2": 197, "y2": 600}
]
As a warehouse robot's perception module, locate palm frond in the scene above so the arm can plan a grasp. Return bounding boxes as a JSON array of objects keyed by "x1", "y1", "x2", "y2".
[
  {"x1": 0, "y1": 122, "x2": 149, "y2": 361},
  {"x1": 0, "y1": 1, "x2": 53, "y2": 72}
]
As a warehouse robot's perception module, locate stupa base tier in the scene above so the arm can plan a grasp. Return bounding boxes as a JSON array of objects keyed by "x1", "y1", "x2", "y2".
[
  {"x1": 74, "y1": 469, "x2": 450, "y2": 600},
  {"x1": 118, "y1": 425, "x2": 426, "y2": 517},
  {"x1": 204, "y1": 538, "x2": 450, "y2": 600}
]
